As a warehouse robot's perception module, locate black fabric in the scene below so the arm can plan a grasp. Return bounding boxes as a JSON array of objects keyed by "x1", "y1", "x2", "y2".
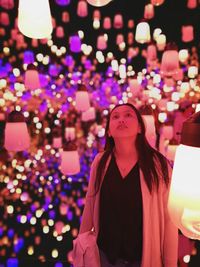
[{"x1": 97, "y1": 154, "x2": 143, "y2": 265}]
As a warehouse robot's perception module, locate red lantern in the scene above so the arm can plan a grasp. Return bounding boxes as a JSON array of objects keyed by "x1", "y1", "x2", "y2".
[
  {"x1": 75, "y1": 84, "x2": 90, "y2": 112},
  {"x1": 24, "y1": 64, "x2": 41, "y2": 90}
]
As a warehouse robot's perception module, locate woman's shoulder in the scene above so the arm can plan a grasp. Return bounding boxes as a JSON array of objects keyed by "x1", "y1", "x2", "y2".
[{"x1": 92, "y1": 151, "x2": 105, "y2": 165}]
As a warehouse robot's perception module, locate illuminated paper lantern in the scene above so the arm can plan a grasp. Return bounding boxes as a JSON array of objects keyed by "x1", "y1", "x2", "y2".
[
  {"x1": 113, "y1": 14, "x2": 123, "y2": 29},
  {"x1": 179, "y1": 49, "x2": 189, "y2": 63},
  {"x1": 52, "y1": 137, "x2": 62, "y2": 149},
  {"x1": 24, "y1": 64, "x2": 41, "y2": 90},
  {"x1": 146, "y1": 44, "x2": 157, "y2": 65},
  {"x1": 0, "y1": 12, "x2": 10, "y2": 26},
  {"x1": 86, "y1": 0, "x2": 112, "y2": 7},
  {"x1": 56, "y1": 26, "x2": 64, "y2": 38},
  {"x1": 97, "y1": 35, "x2": 107, "y2": 50},
  {"x1": 65, "y1": 127, "x2": 76, "y2": 141},
  {"x1": 75, "y1": 84, "x2": 90, "y2": 112},
  {"x1": 0, "y1": 0, "x2": 14, "y2": 9},
  {"x1": 187, "y1": 0, "x2": 197, "y2": 9},
  {"x1": 188, "y1": 66, "x2": 198, "y2": 78},
  {"x1": 156, "y1": 34, "x2": 166, "y2": 51},
  {"x1": 18, "y1": 0, "x2": 53, "y2": 39},
  {"x1": 151, "y1": 0, "x2": 165, "y2": 5},
  {"x1": 77, "y1": 0, "x2": 88, "y2": 17},
  {"x1": 144, "y1": 4, "x2": 154, "y2": 19},
  {"x1": 160, "y1": 50, "x2": 179, "y2": 77},
  {"x1": 69, "y1": 35, "x2": 81, "y2": 53},
  {"x1": 60, "y1": 142, "x2": 80, "y2": 175},
  {"x1": 182, "y1": 25, "x2": 194, "y2": 42},
  {"x1": 168, "y1": 111, "x2": 200, "y2": 240},
  {"x1": 4, "y1": 111, "x2": 30, "y2": 151},
  {"x1": 135, "y1": 22, "x2": 151, "y2": 44},
  {"x1": 103, "y1": 17, "x2": 111, "y2": 29},
  {"x1": 62, "y1": 11, "x2": 70, "y2": 23},
  {"x1": 81, "y1": 107, "x2": 96, "y2": 121}
]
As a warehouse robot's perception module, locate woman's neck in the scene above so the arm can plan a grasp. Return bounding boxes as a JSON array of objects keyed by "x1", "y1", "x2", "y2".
[{"x1": 113, "y1": 137, "x2": 138, "y2": 160}]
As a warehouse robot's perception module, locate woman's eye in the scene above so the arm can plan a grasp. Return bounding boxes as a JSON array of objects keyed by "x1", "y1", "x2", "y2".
[
  {"x1": 112, "y1": 115, "x2": 119, "y2": 119},
  {"x1": 125, "y1": 113, "x2": 132, "y2": 117}
]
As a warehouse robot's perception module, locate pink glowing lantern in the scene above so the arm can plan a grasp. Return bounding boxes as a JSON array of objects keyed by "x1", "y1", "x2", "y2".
[
  {"x1": 128, "y1": 19, "x2": 134, "y2": 29},
  {"x1": 0, "y1": 0, "x2": 14, "y2": 9},
  {"x1": 18, "y1": 0, "x2": 53, "y2": 39},
  {"x1": 59, "y1": 203, "x2": 68, "y2": 215},
  {"x1": 187, "y1": 0, "x2": 197, "y2": 9},
  {"x1": 24, "y1": 64, "x2": 41, "y2": 90},
  {"x1": 103, "y1": 17, "x2": 111, "y2": 29},
  {"x1": 168, "y1": 111, "x2": 200, "y2": 240},
  {"x1": 56, "y1": 26, "x2": 64, "y2": 38},
  {"x1": 0, "y1": 12, "x2": 10, "y2": 26},
  {"x1": 113, "y1": 14, "x2": 123, "y2": 29},
  {"x1": 97, "y1": 35, "x2": 107, "y2": 50},
  {"x1": 69, "y1": 35, "x2": 81, "y2": 53},
  {"x1": 60, "y1": 142, "x2": 80, "y2": 175},
  {"x1": 86, "y1": 0, "x2": 112, "y2": 7},
  {"x1": 135, "y1": 21, "x2": 151, "y2": 44},
  {"x1": 52, "y1": 137, "x2": 62, "y2": 149},
  {"x1": 75, "y1": 84, "x2": 90, "y2": 112},
  {"x1": 151, "y1": 0, "x2": 165, "y2": 6},
  {"x1": 81, "y1": 107, "x2": 96, "y2": 122},
  {"x1": 144, "y1": 4, "x2": 154, "y2": 19},
  {"x1": 77, "y1": 0, "x2": 88, "y2": 17},
  {"x1": 55, "y1": 221, "x2": 64, "y2": 235},
  {"x1": 160, "y1": 50, "x2": 179, "y2": 77},
  {"x1": 65, "y1": 127, "x2": 76, "y2": 141},
  {"x1": 127, "y1": 32, "x2": 134, "y2": 45},
  {"x1": 146, "y1": 44, "x2": 157, "y2": 65},
  {"x1": 62, "y1": 11, "x2": 70, "y2": 23},
  {"x1": 4, "y1": 111, "x2": 30, "y2": 151},
  {"x1": 182, "y1": 25, "x2": 194, "y2": 42}
]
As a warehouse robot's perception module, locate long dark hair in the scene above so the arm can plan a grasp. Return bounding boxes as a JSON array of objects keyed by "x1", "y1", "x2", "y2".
[{"x1": 94, "y1": 103, "x2": 169, "y2": 194}]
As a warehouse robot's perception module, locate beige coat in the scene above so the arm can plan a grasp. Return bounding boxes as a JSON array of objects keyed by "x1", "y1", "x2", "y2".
[{"x1": 79, "y1": 152, "x2": 178, "y2": 267}]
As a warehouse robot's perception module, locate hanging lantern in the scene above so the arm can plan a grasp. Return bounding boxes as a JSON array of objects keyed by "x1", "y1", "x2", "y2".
[
  {"x1": 127, "y1": 19, "x2": 134, "y2": 29},
  {"x1": 135, "y1": 21, "x2": 151, "y2": 44},
  {"x1": 0, "y1": 12, "x2": 10, "y2": 26},
  {"x1": 69, "y1": 35, "x2": 81, "y2": 53},
  {"x1": 156, "y1": 34, "x2": 166, "y2": 51},
  {"x1": 65, "y1": 126, "x2": 76, "y2": 141},
  {"x1": 160, "y1": 50, "x2": 179, "y2": 77},
  {"x1": 188, "y1": 66, "x2": 198, "y2": 78},
  {"x1": 146, "y1": 44, "x2": 157, "y2": 65},
  {"x1": 151, "y1": 0, "x2": 165, "y2": 6},
  {"x1": 75, "y1": 84, "x2": 90, "y2": 112},
  {"x1": 18, "y1": 0, "x2": 53, "y2": 39},
  {"x1": 0, "y1": 0, "x2": 14, "y2": 9},
  {"x1": 144, "y1": 4, "x2": 154, "y2": 20},
  {"x1": 179, "y1": 49, "x2": 189, "y2": 63},
  {"x1": 182, "y1": 25, "x2": 194, "y2": 42},
  {"x1": 24, "y1": 64, "x2": 41, "y2": 90},
  {"x1": 77, "y1": 0, "x2": 88, "y2": 17},
  {"x1": 81, "y1": 107, "x2": 96, "y2": 122},
  {"x1": 86, "y1": 0, "x2": 112, "y2": 7},
  {"x1": 113, "y1": 14, "x2": 123, "y2": 29},
  {"x1": 62, "y1": 11, "x2": 70, "y2": 23},
  {"x1": 187, "y1": 0, "x2": 197, "y2": 9},
  {"x1": 168, "y1": 111, "x2": 200, "y2": 240},
  {"x1": 4, "y1": 111, "x2": 30, "y2": 152},
  {"x1": 103, "y1": 17, "x2": 111, "y2": 30},
  {"x1": 56, "y1": 26, "x2": 64, "y2": 38},
  {"x1": 60, "y1": 142, "x2": 80, "y2": 175},
  {"x1": 97, "y1": 35, "x2": 107, "y2": 50}
]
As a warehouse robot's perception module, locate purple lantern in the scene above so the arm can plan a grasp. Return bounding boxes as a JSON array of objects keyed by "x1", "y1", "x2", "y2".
[{"x1": 69, "y1": 35, "x2": 81, "y2": 53}]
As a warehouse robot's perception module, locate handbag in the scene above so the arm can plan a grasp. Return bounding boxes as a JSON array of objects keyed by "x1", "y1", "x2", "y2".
[{"x1": 72, "y1": 230, "x2": 101, "y2": 267}]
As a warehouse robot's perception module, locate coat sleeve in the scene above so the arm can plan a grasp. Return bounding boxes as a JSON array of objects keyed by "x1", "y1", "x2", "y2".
[
  {"x1": 163, "y1": 164, "x2": 178, "y2": 267},
  {"x1": 79, "y1": 152, "x2": 103, "y2": 234}
]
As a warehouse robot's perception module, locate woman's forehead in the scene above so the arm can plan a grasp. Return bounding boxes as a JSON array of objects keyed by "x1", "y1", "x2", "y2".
[{"x1": 111, "y1": 105, "x2": 135, "y2": 114}]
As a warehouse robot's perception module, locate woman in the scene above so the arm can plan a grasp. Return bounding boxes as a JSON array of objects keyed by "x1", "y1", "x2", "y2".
[{"x1": 78, "y1": 103, "x2": 178, "y2": 267}]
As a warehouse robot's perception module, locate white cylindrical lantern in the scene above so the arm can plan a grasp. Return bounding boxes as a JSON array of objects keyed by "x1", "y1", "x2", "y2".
[
  {"x1": 135, "y1": 22, "x2": 151, "y2": 44},
  {"x1": 144, "y1": 4, "x2": 154, "y2": 19},
  {"x1": 4, "y1": 111, "x2": 30, "y2": 151},
  {"x1": 18, "y1": 0, "x2": 53, "y2": 39},
  {"x1": 60, "y1": 143, "x2": 80, "y2": 175},
  {"x1": 86, "y1": 0, "x2": 112, "y2": 7},
  {"x1": 168, "y1": 111, "x2": 200, "y2": 240}
]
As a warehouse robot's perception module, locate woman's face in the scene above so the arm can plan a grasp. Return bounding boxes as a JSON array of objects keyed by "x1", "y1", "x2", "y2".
[{"x1": 108, "y1": 105, "x2": 141, "y2": 139}]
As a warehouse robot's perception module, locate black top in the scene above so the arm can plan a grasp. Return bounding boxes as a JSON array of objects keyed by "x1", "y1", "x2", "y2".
[{"x1": 97, "y1": 154, "x2": 143, "y2": 265}]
